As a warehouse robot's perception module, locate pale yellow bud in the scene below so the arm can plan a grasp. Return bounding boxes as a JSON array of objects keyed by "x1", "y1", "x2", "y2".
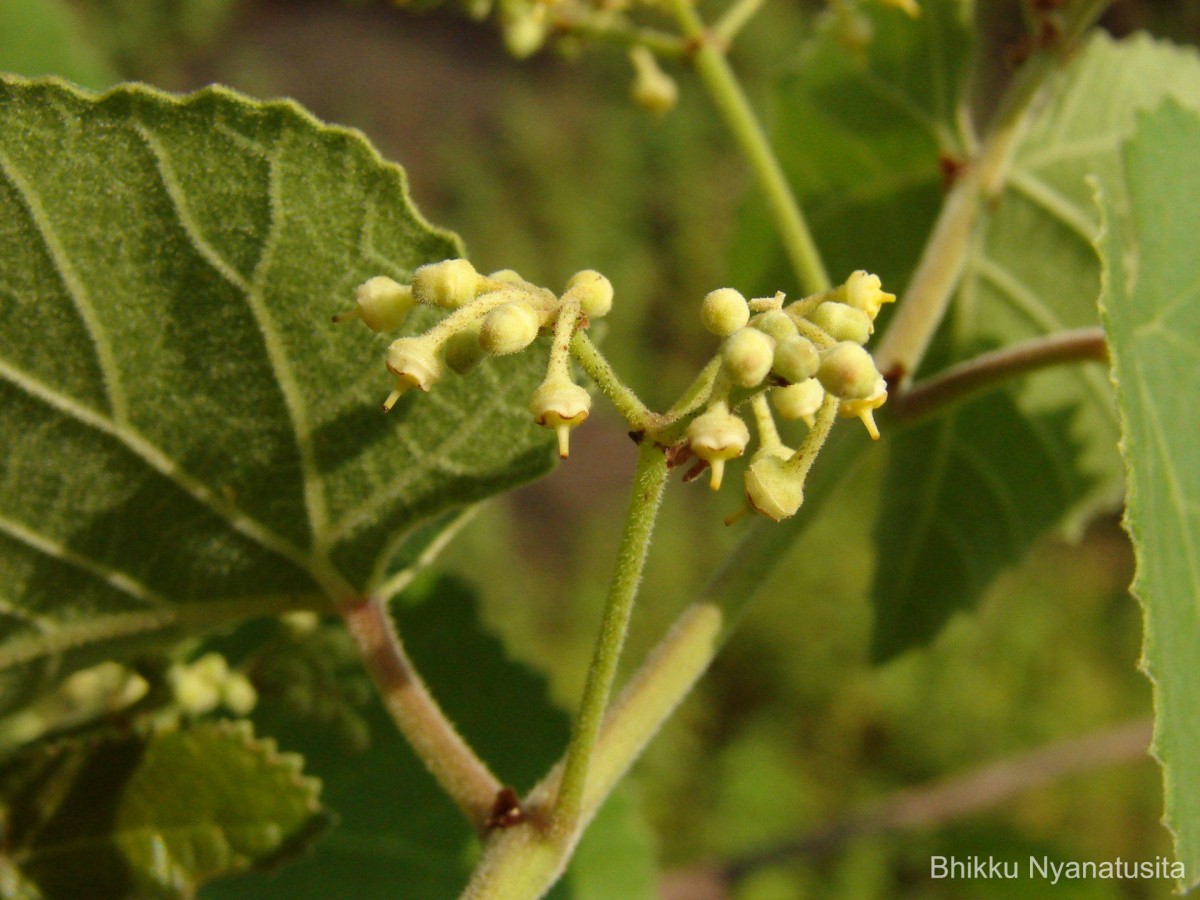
[
  {"x1": 754, "y1": 310, "x2": 799, "y2": 342},
  {"x1": 687, "y1": 403, "x2": 750, "y2": 491},
  {"x1": 530, "y1": 377, "x2": 591, "y2": 458},
  {"x1": 723, "y1": 327, "x2": 776, "y2": 388},
  {"x1": 816, "y1": 342, "x2": 879, "y2": 400},
  {"x1": 334, "y1": 276, "x2": 414, "y2": 332},
  {"x1": 842, "y1": 270, "x2": 896, "y2": 320},
  {"x1": 772, "y1": 378, "x2": 825, "y2": 426},
  {"x1": 810, "y1": 301, "x2": 873, "y2": 344},
  {"x1": 411, "y1": 259, "x2": 481, "y2": 309},
  {"x1": 771, "y1": 335, "x2": 820, "y2": 384},
  {"x1": 480, "y1": 302, "x2": 541, "y2": 355},
  {"x1": 629, "y1": 46, "x2": 678, "y2": 115},
  {"x1": 386, "y1": 337, "x2": 444, "y2": 392},
  {"x1": 701, "y1": 288, "x2": 750, "y2": 337},
  {"x1": 566, "y1": 269, "x2": 614, "y2": 318},
  {"x1": 744, "y1": 454, "x2": 805, "y2": 522}
]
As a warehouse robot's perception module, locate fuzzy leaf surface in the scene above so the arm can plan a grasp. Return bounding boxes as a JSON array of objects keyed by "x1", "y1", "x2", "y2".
[
  {"x1": 0, "y1": 77, "x2": 554, "y2": 709},
  {"x1": 870, "y1": 34, "x2": 1200, "y2": 658},
  {"x1": 1096, "y1": 101, "x2": 1200, "y2": 892},
  {"x1": 0, "y1": 720, "x2": 327, "y2": 898}
]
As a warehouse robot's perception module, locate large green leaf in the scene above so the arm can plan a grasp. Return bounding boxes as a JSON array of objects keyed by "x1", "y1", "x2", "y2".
[
  {"x1": 870, "y1": 34, "x2": 1200, "y2": 659},
  {"x1": 1096, "y1": 100, "x2": 1200, "y2": 893},
  {"x1": 0, "y1": 76, "x2": 555, "y2": 710},
  {"x1": 0, "y1": 720, "x2": 327, "y2": 898},
  {"x1": 731, "y1": 0, "x2": 973, "y2": 294},
  {"x1": 870, "y1": 390, "x2": 1095, "y2": 659}
]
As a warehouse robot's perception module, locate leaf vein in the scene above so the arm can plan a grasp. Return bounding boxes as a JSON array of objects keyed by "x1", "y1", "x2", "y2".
[{"x1": 0, "y1": 148, "x2": 127, "y2": 421}]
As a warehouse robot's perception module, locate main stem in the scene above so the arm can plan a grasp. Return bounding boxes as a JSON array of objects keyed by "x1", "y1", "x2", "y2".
[
  {"x1": 553, "y1": 441, "x2": 668, "y2": 834},
  {"x1": 665, "y1": 0, "x2": 830, "y2": 295}
]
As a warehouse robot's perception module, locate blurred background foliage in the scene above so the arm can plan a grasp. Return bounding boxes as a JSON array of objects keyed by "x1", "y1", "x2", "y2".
[{"x1": 2, "y1": 1, "x2": 1196, "y2": 896}]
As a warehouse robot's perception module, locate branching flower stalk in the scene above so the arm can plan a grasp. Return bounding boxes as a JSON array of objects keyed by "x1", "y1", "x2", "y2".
[{"x1": 330, "y1": 2, "x2": 1125, "y2": 896}]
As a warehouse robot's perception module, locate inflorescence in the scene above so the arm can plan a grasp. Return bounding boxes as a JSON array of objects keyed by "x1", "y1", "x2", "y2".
[{"x1": 335, "y1": 260, "x2": 894, "y2": 523}]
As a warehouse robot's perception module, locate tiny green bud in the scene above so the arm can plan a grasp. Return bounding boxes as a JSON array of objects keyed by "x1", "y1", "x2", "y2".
[
  {"x1": 445, "y1": 324, "x2": 486, "y2": 374},
  {"x1": 411, "y1": 259, "x2": 481, "y2": 309},
  {"x1": 566, "y1": 269, "x2": 614, "y2": 318},
  {"x1": 754, "y1": 310, "x2": 799, "y2": 342},
  {"x1": 744, "y1": 454, "x2": 805, "y2": 522},
  {"x1": 816, "y1": 342, "x2": 880, "y2": 400},
  {"x1": 686, "y1": 403, "x2": 750, "y2": 491},
  {"x1": 810, "y1": 301, "x2": 872, "y2": 344},
  {"x1": 480, "y1": 302, "x2": 541, "y2": 355},
  {"x1": 530, "y1": 376, "x2": 591, "y2": 458},
  {"x1": 334, "y1": 276, "x2": 414, "y2": 332},
  {"x1": 701, "y1": 288, "x2": 750, "y2": 337},
  {"x1": 722, "y1": 327, "x2": 776, "y2": 388},
  {"x1": 771, "y1": 335, "x2": 820, "y2": 384},
  {"x1": 629, "y1": 45, "x2": 678, "y2": 114},
  {"x1": 772, "y1": 378, "x2": 825, "y2": 426},
  {"x1": 842, "y1": 270, "x2": 896, "y2": 320},
  {"x1": 386, "y1": 337, "x2": 444, "y2": 392}
]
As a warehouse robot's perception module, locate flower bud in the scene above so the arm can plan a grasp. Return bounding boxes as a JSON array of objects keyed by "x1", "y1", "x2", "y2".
[
  {"x1": 686, "y1": 404, "x2": 750, "y2": 491},
  {"x1": 530, "y1": 376, "x2": 591, "y2": 458},
  {"x1": 816, "y1": 342, "x2": 879, "y2": 400},
  {"x1": 445, "y1": 324, "x2": 486, "y2": 374},
  {"x1": 810, "y1": 301, "x2": 872, "y2": 344},
  {"x1": 566, "y1": 269, "x2": 614, "y2": 318},
  {"x1": 842, "y1": 270, "x2": 896, "y2": 320},
  {"x1": 722, "y1": 327, "x2": 775, "y2": 388},
  {"x1": 744, "y1": 454, "x2": 805, "y2": 522},
  {"x1": 701, "y1": 288, "x2": 750, "y2": 337},
  {"x1": 839, "y1": 376, "x2": 888, "y2": 440},
  {"x1": 411, "y1": 259, "x2": 481, "y2": 309},
  {"x1": 480, "y1": 302, "x2": 541, "y2": 355},
  {"x1": 222, "y1": 672, "x2": 258, "y2": 716},
  {"x1": 771, "y1": 335, "x2": 820, "y2": 384},
  {"x1": 754, "y1": 310, "x2": 798, "y2": 342},
  {"x1": 629, "y1": 46, "x2": 678, "y2": 115},
  {"x1": 502, "y1": 6, "x2": 547, "y2": 58},
  {"x1": 772, "y1": 378, "x2": 825, "y2": 426},
  {"x1": 386, "y1": 337, "x2": 443, "y2": 392},
  {"x1": 334, "y1": 276, "x2": 414, "y2": 332}
]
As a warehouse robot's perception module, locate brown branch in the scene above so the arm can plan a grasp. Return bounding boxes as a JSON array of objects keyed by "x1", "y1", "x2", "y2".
[
  {"x1": 888, "y1": 326, "x2": 1109, "y2": 423},
  {"x1": 660, "y1": 717, "x2": 1152, "y2": 896},
  {"x1": 341, "y1": 595, "x2": 502, "y2": 833}
]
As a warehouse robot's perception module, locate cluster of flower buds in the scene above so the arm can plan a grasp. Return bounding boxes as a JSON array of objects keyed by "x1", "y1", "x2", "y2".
[
  {"x1": 168, "y1": 652, "x2": 257, "y2": 718},
  {"x1": 684, "y1": 271, "x2": 895, "y2": 522},
  {"x1": 335, "y1": 259, "x2": 612, "y2": 459}
]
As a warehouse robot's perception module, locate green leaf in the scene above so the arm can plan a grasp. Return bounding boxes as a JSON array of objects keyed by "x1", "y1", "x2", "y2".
[
  {"x1": 0, "y1": 720, "x2": 327, "y2": 899},
  {"x1": 732, "y1": 0, "x2": 973, "y2": 293},
  {"x1": 1096, "y1": 100, "x2": 1200, "y2": 893},
  {"x1": 870, "y1": 34, "x2": 1200, "y2": 658},
  {"x1": 202, "y1": 576, "x2": 640, "y2": 899},
  {"x1": 0, "y1": 77, "x2": 554, "y2": 709},
  {"x1": 871, "y1": 390, "x2": 1094, "y2": 660},
  {"x1": 957, "y1": 33, "x2": 1200, "y2": 517}
]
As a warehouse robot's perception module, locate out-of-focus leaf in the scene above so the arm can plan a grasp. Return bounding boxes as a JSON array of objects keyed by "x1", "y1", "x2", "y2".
[
  {"x1": 0, "y1": 77, "x2": 554, "y2": 710},
  {"x1": 871, "y1": 391, "x2": 1095, "y2": 659},
  {"x1": 731, "y1": 0, "x2": 973, "y2": 295},
  {"x1": 563, "y1": 784, "x2": 657, "y2": 900},
  {"x1": 0, "y1": 0, "x2": 117, "y2": 90},
  {"x1": 203, "y1": 576, "x2": 654, "y2": 899},
  {"x1": 1096, "y1": 100, "x2": 1200, "y2": 893},
  {"x1": 0, "y1": 720, "x2": 327, "y2": 899},
  {"x1": 870, "y1": 34, "x2": 1200, "y2": 658}
]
